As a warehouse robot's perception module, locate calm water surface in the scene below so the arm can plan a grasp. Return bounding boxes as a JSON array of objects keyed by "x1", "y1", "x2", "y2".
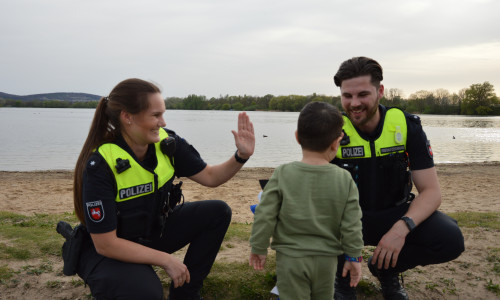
[{"x1": 1, "y1": 108, "x2": 499, "y2": 171}]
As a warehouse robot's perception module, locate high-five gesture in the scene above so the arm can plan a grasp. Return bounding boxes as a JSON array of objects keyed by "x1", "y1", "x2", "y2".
[
  {"x1": 188, "y1": 111, "x2": 255, "y2": 187},
  {"x1": 232, "y1": 112, "x2": 255, "y2": 159}
]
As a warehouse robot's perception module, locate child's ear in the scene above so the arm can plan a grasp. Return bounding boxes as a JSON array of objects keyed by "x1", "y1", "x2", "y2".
[
  {"x1": 295, "y1": 130, "x2": 300, "y2": 144},
  {"x1": 331, "y1": 132, "x2": 344, "y2": 152}
]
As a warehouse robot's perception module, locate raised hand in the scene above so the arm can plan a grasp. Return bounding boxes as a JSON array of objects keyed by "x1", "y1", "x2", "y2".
[{"x1": 231, "y1": 112, "x2": 255, "y2": 159}]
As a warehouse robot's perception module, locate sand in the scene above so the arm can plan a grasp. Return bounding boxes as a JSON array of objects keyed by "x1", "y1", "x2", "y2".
[{"x1": 0, "y1": 163, "x2": 499, "y2": 299}]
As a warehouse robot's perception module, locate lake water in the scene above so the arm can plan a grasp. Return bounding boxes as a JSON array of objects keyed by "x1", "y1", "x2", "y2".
[{"x1": 1, "y1": 108, "x2": 500, "y2": 171}]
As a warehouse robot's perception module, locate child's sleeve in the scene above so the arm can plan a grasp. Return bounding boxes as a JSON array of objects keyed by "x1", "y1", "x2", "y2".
[
  {"x1": 340, "y1": 177, "x2": 363, "y2": 259},
  {"x1": 249, "y1": 167, "x2": 282, "y2": 255}
]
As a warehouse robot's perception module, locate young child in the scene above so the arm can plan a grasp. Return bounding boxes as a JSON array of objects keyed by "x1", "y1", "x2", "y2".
[{"x1": 249, "y1": 101, "x2": 363, "y2": 300}]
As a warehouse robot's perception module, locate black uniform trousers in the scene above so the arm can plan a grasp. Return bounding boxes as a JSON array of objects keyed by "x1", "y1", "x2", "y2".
[
  {"x1": 78, "y1": 200, "x2": 232, "y2": 300},
  {"x1": 337, "y1": 202, "x2": 465, "y2": 274}
]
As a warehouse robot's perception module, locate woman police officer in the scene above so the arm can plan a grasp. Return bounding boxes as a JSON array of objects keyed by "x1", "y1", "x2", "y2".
[{"x1": 72, "y1": 78, "x2": 255, "y2": 299}]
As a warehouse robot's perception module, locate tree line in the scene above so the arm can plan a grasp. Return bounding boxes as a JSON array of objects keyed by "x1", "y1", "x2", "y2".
[
  {"x1": 1, "y1": 82, "x2": 499, "y2": 115},
  {"x1": 0, "y1": 99, "x2": 99, "y2": 108},
  {"x1": 164, "y1": 81, "x2": 500, "y2": 115}
]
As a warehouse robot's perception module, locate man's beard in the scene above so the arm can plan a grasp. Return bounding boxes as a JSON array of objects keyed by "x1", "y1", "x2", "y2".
[{"x1": 349, "y1": 96, "x2": 380, "y2": 129}]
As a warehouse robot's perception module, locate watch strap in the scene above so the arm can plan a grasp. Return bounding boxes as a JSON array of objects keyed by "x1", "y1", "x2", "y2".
[
  {"x1": 401, "y1": 216, "x2": 416, "y2": 232},
  {"x1": 234, "y1": 150, "x2": 248, "y2": 164}
]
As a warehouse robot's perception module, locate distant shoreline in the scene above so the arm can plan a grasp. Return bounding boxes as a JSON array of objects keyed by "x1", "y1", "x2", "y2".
[{"x1": 2, "y1": 106, "x2": 500, "y2": 117}]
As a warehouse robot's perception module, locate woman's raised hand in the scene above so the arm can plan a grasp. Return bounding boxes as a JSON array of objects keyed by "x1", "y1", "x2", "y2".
[{"x1": 231, "y1": 112, "x2": 255, "y2": 159}]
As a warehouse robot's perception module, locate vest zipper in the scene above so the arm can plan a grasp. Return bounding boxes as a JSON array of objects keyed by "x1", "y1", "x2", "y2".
[{"x1": 368, "y1": 140, "x2": 378, "y2": 207}]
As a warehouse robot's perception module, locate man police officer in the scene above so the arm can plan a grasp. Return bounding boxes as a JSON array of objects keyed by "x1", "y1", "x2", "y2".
[{"x1": 331, "y1": 57, "x2": 464, "y2": 300}]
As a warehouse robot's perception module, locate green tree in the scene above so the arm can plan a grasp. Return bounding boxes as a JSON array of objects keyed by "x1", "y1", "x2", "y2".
[
  {"x1": 382, "y1": 88, "x2": 406, "y2": 109},
  {"x1": 165, "y1": 97, "x2": 184, "y2": 109},
  {"x1": 232, "y1": 102, "x2": 244, "y2": 111},
  {"x1": 407, "y1": 90, "x2": 433, "y2": 113},
  {"x1": 461, "y1": 82, "x2": 499, "y2": 115},
  {"x1": 256, "y1": 94, "x2": 273, "y2": 110},
  {"x1": 183, "y1": 94, "x2": 207, "y2": 110}
]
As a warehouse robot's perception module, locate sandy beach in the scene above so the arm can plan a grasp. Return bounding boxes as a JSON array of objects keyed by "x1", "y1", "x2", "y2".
[
  {"x1": 2, "y1": 163, "x2": 500, "y2": 221},
  {"x1": 1, "y1": 163, "x2": 499, "y2": 299}
]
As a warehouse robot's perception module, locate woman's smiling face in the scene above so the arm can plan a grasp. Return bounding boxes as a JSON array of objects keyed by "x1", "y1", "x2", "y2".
[{"x1": 127, "y1": 92, "x2": 166, "y2": 146}]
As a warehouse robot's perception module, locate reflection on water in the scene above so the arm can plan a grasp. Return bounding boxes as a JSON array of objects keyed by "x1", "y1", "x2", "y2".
[
  {"x1": 420, "y1": 115, "x2": 500, "y2": 163},
  {"x1": 461, "y1": 119, "x2": 496, "y2": 128},
  {"x1": 0, "y1": 108, "x2": 499, "y2": 171},
  {"x1": 420, "y1": 115, "x2": 500, "y2": 128}
]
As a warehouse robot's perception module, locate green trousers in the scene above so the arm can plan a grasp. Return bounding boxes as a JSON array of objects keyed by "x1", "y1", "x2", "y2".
[{"x1": 276, "y1": 252, "x2": 338, "y2": 300}]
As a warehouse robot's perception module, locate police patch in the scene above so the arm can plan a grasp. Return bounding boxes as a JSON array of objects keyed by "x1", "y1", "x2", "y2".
[
  {"x1": 342, "y1": 146, "x2": 365, "y2": 158},
  {"x1": 119, "y1": 182, "x2": 153, "y2": 200},
  {"x1": 86, "y1": 200, "x2": 105, "y2": 222},
  {"x1": 426, "y1": 140, "x2": 433, "y2": 159}
]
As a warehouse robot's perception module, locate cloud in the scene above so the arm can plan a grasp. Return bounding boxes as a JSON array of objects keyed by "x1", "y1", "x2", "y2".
[
  {"x1": 0, "y1": 0, "x2": 499, "y2": 98},
  {"x1": 384, "y1": 42, "x2": 500, "y2": 96}
]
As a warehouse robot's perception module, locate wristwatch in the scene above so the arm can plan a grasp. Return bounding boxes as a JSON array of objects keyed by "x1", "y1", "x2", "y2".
[
  {"x1": 234, "y1": 150, "x2": 249, "y2": 164},
  {"x1": 400, "y1": 216, "x2": 416, "y2": 232}
]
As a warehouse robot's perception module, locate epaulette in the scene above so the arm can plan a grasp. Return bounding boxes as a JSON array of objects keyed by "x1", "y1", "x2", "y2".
[
  {"x1": 86, "y1": 152, "x2": 104, "y2": 171},
  {"x1": 406, "y1": 113, "x2": 421, "y2": 125}
]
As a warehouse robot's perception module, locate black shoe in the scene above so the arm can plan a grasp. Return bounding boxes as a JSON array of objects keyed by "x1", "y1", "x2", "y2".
[
  {"x1": 334, "y1": 272, "x2": 356, "y2": 300},
  {"x1": 368, "y1": 257, "x2": 409, "y2": 300}
]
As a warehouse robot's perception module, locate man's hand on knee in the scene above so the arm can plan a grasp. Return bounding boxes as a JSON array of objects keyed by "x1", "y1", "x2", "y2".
[{"x1": 372, "y1": 223, "x2": 408, "y2": 269}]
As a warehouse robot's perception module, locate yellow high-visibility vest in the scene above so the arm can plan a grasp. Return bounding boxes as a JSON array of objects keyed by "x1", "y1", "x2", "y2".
[{"x1": 98, "y1": 129, "x2": 175, "y2": 203}]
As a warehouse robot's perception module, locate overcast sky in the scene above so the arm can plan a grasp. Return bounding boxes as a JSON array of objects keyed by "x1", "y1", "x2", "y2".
[{"x1": 1, "y1": 0, "x2": 499, "y2": 99}]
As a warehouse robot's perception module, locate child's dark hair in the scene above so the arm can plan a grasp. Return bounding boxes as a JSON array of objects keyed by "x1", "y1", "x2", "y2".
[{"x1": 297, "y1": 102, "x2": 343, "y2": 151}]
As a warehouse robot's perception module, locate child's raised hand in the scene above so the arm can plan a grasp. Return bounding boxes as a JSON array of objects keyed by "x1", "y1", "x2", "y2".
[{"x1": 249, "y1": 253, "x2": 267, "y2": 270}]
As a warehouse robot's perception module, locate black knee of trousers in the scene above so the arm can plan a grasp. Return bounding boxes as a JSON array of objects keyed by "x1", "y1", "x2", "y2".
[
  {"x1": 436, "y1": 212, "x2": 465, "y2": 261},
  {"x1": 196, "y1": 200, "x2": 232, "y2": 234},
  {"x1": 211, "y1": 200, "x2": 232, "y2": 227},
  {"x1": 395, "y1": 211, "x2": 465, "y2": 272}
]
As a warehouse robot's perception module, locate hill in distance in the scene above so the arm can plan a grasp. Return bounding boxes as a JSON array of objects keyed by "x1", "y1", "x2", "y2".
[{"x1": 0, "y1": 92, "x2": 102, "y2": 102}]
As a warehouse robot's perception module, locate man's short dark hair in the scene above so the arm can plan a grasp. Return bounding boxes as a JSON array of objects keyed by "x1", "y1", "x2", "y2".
[
  {"x1": 297, "y1": 102, "x2": 343, "y2": 151},
  {"x1": 333, "y1": 56, "x2": 383, "y2": 88}
]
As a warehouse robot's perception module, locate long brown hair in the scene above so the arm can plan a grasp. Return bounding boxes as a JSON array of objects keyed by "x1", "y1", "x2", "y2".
[{"x1": 73, "y1": 78, "x2": 161, "y2": 224}]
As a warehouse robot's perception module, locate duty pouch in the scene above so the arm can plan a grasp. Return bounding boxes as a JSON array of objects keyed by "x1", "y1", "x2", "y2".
[
  {"x1": 56, "y1": 221, "x2": 85, "y2": 276},
  {"x1": 166, "y1": 181, "x2": 184, "y2": 216},
  {"x1": 159, "y1": 181, "x2": 184, "y2": 237},
  {"x1": 395, "y1": 170, "x2": 415, "y2": 206}
]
